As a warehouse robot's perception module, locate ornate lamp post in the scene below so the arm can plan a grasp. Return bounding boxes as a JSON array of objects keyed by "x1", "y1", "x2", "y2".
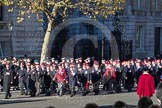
[
  {"x1": 112, "y1": 13, "x2": 133, "y2": 61},
  {"x1": 112, "y1": 13, "x2": 124, "y2": 60},
  {"x1": 8, "y1": 20, "x2": 13, "y2": 56},
  {"x1": 112, "y1": 13, "x2": 124, "y2": 33}
]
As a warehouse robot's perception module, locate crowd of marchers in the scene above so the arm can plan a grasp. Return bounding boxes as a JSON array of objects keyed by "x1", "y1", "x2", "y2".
[{"x1": 0, "y1": 56, "x2": 162, "y2": 99}]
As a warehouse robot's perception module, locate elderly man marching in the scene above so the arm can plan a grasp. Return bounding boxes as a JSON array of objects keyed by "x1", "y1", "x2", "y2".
[
  {"x1": 67, "y1": 63, "x2": 77, "y2": 97},
  {"x1": 34, "y1": 60, "x2": 42, "y2": 96},
  {"x1": 91, "y1": 61, "x2": 101, "y2": 95},
  {"x1": 103, "y1": 61, "x2": 116, "y2": 94},
  {"x1": 53, "y1": 63, "x2": 67, "y2": 96},
  {"x1": 1, "y1": 62, "x2": 13, "y2": 99},
  {"x1": 14, "y1": 62, "x2": 27, "y2": 95}
]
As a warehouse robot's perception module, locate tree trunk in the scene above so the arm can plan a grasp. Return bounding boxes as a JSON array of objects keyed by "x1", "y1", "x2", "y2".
[{"x1": 40, "y1": 20, "x2": 53, "y2": 64}]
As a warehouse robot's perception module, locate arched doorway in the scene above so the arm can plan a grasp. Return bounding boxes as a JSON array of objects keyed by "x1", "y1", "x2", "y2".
[
  {"x1": 74, "y1": 39, "x2": 96, "y2": 60},
  {"x1": 51, "y1": 28, "x2": 68, "y2": 58},
  {"x1": 51, "y1": 22, "x2": 112, "y2": 61}
]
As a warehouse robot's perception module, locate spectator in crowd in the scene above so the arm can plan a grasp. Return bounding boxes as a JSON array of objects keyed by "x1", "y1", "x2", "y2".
[
  {"x1": 113, "y1": 100, "x2": 128, "y2": 108},
  {"x1": 84, "y1": 103, "x2": 98, "y2": 108},
  {"x1": 137, "y1": 97, "x2": 153, "y2": 108},
  {"x1": 156, "y1": 75, "x2": 162, "y2": 107},
  {"x1": 136, "y1": 67, "x2": 155, "y2": 98}
]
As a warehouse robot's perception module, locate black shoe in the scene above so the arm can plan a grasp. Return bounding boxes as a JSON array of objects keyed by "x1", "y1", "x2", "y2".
[
  {"x1": 58, "y1": 94, "x2": 62, "y2": 97},
  {"x1": 4, "y1": 96, "x2": 9, "y2": 99},
  {"x1": 70, "y1": 92, "x2": 75, "y2": 97},
  {"x1": 31, "y1": 94, "x2": 35, "y2": 97},
  {"x1": 9, "y1": 94, "x2": 12, "y2": 98},
  {"x1": 107, "y1": 91, "x2": 114, "y2": 94},
  {"x1": 70, "y1": 94, "x2": 74, "y2": 97},
  {"x1": 82, "y1": 92, "x2": 87, "y2": 96},
  {"x1": 94, "y1": 92, "x2": 99, "y2": 95},
  {"x1": 36, "y1": 93, "x2": 40, "y2": 96}
]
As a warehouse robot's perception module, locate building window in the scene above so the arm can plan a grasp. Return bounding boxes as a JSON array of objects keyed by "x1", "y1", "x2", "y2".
[
  {"x1": 0, "y1": 5, "x2": 2, "y2": 21},
  {"x1": 0, "y1": 42, "x2": 4, "y2": 57},
  {"x1": 86, "y1": 24, "x2": 94, "y2": 35},
  {"x1": 137, "y1": 0, "x2": 141, "y2": 10},
  {"x1": 151, "y1": 0, "x2": 158, "y2": 11},
  {"x1": 160, "y1": 28, "x2": 162, "y2": 53},
  {"x1": 155, "y1": 0, "x2": 159, "y2": 11},
  {"x1": 136, "y1": 26, "x2": 144, "y2": 49},
  {"x1": 132, "y1": 0, "x2": 146, "y2": 10}
]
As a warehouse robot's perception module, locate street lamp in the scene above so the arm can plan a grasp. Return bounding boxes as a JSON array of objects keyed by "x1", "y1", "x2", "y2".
[
  {"x1": 112, "y1": 13, "x2": 124, "y2": 60},
  {"x1": 112, "y1": 13, "x2": 133, "y2": 61},
  {"x1": 8, "y1": 20, "x2": 13, "y2": 56},
  {"x1": 112, "y1": 13, "x2": 123, "y2": 33}
]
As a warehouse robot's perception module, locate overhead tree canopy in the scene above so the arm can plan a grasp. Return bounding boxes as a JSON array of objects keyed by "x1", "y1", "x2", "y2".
[
  {"x1": 1, "y1": 0, "x2": 125, "y2": 23},
  {"x1": 0, "y1": 0, "x2": 125, "y2": 63}
]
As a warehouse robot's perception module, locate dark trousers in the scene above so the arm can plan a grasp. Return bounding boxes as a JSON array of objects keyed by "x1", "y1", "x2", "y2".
[
  {"x1": 50, "y1": 81, "x2": 56, "y2": 94},
  {"x1": 107, "y1": 79, "x2": 114, "y2": 92},
  {"x1": 93, "y1": 85, "x2": 100, "y2": 95},
  {"x1": 80, "y1": 82, "x2": 86, "y2": 92},
  {"x1": 57, "y1": 82, "x2": 65, "y2": 96},
  {"x1": 35, "y1": 82, "x2": 40, "y2": 96},
  {"x1": 20, "y1": 81, "x2": 26, "y2": 95},
  {"x1": 69, "y1": 85, "x2": 75, "y2": 96},
  {"x1": 26, "y1": 79, "x2": 30, "y2": 95},
  {"x1": 4, "y1": 84, "x2": 11, "y2": 99},
  {"x1": 29, "y1": 80, "x2": 36, "y2": 97},
  {"x1": 40, "y1": 82, "x2": 45, "y2": 94}
]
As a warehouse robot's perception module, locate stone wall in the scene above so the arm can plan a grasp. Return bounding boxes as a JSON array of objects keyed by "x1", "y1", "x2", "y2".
[{"x1": 8, "y1": 7, "x2": 44, "y2": 58}]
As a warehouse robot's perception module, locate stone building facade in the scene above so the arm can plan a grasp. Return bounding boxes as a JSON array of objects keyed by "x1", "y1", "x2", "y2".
[
  {"x1": 0, "y1": 6, "x2": 44, "y2": 58},
  {"x1": 0, "y1": 0, "x2": 162, "y2": 60}
]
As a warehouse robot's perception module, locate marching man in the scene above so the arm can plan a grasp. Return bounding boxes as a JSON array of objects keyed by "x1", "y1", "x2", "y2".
[
  {"x1": 1, "y1": 62, "x2": 13, "y2": 99},
  {"x1": 53, "y1": 63, "x2": 67, "y2": 96}
]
